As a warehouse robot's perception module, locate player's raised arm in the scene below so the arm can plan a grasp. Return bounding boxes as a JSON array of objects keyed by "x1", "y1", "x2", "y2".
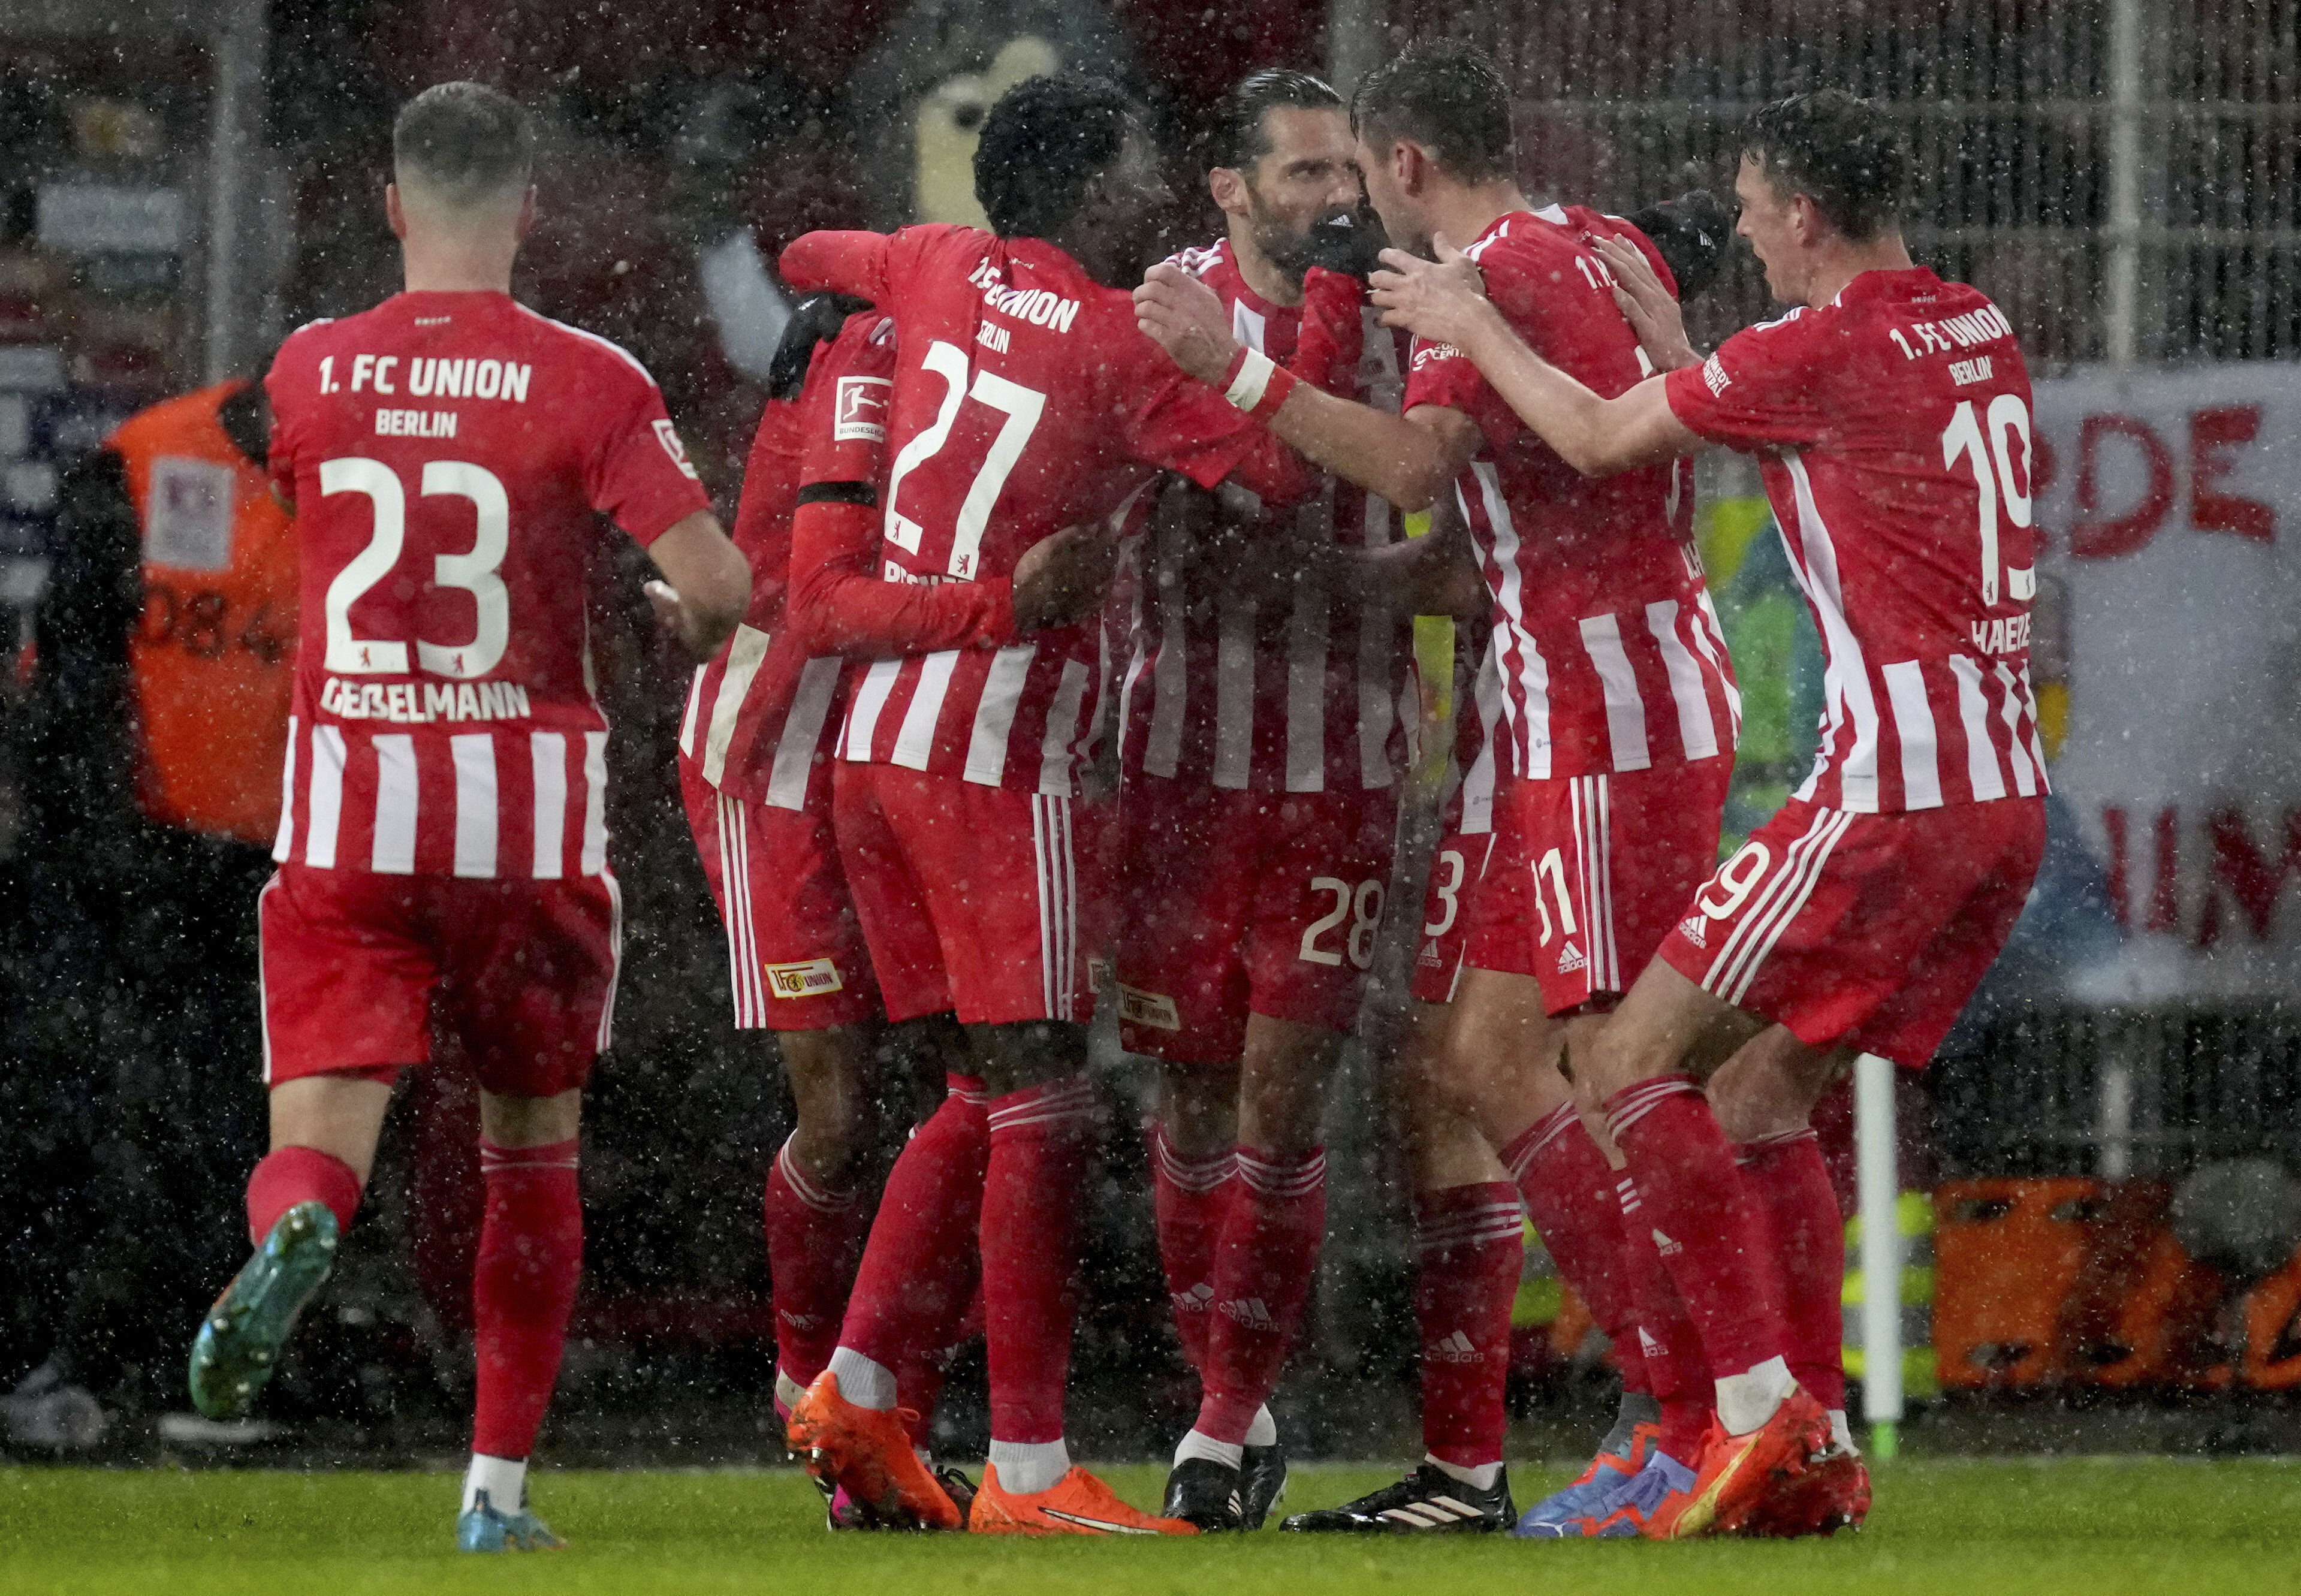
[
  {"x1": 643, "y1": 511, "x2": 749, "y2": 659},
  {"x1": 1135, "y1": 261, "x2": 1477, "y2": 511},
  {"x1": 1370, "y1": 242, "x2": 1705, "y2": 478},
  {"x1": 778, "y1": 230, "x2": 895, "y2": 303}
]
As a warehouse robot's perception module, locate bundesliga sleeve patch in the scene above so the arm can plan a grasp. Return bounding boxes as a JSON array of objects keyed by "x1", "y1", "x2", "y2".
[
  {"x1": 834, "y1": 375, "x2": 892, "y2": 442},
  {"x1": 764, "y1": 957, "x2": 843, "y2": 999}
]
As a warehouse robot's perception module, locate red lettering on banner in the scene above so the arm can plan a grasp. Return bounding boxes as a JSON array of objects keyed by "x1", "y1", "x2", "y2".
[
  {"x1": 2201, "y1": 808, "x2": 2301, "y2": 945},
  {"x1": 2148, "y1": 805, "x2": 2181, "y2": 933},
  {"x1": 2189, "y1": 406, "x2": 2274, "y2": 543},
  {"x1": 2103, "y1": 805, "x2": 2130, "y2": 929},
  {"x1": 2070, "y1": 414, "x2": 2175, "y2": 559}
]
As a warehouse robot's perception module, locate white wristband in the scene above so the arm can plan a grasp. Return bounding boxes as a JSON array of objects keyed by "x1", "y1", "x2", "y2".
[{"x1": 1223, "y1": 348, "x2": 1277, "y2": 412}]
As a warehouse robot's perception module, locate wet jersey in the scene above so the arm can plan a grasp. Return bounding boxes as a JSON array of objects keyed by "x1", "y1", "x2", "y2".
[
  {"x1": 777, "y1": 224, "x2": 1311, "y2": 797},
  {"x1": 677, "y1": 312, "x2": 895, "y2": 813},
  {"x1": 1663, "y1": 266, "x2": 2047, "y2": 813},
  {"x1": 1406, "y1": 206, "x2": 1738, "y2": 783},
  {"x1": 266, "y1": 289, "x2": 710, "y2": 876},
  {"x1": 1118, "y1": 243, "x2": 1413, "y2": 794}
]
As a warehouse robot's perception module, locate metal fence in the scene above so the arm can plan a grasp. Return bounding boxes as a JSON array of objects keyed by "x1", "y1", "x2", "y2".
[{"x1": 1385, "y1": 0, "x2": 2301, "y2": 368}]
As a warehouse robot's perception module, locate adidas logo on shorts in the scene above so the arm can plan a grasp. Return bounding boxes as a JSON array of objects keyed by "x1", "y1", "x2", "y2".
[
  {"x1": 1652, "y1": 1227, "x2": 1683, "y2": 1258},
  {"x1": 1419, "y1": 939, "x2": 1441, "y2": 967},
  {"x1": 1677, "y1": 914, "x2": 1708, "y2": 948},
  {"x1": 1556, "y1": 941, "x2": 1587, "y2": 975},
  {"x1": 1219, "y1": 1296, "x2": 1277, "y2": 1331},
  {"x1": 1428, "y1": 1329, "x2": 1486, "y2": 1365}
]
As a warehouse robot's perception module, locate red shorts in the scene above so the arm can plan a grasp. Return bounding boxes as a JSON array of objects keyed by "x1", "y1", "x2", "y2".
[
  {"x1": 680, "y1": 761, "x2": 877, "y2": 1031},
  {"x1": 1409, "y1": 828, "x2": 1499, "y2": 1006},
  {"x1": 833, "y1": 761, "x2": 1104, "y2": 1028},
  {"x1": 1656, "y1": 795, "x2": 2046, "y2": 1066},
  {"x1": 1113, "y1": 777, "x2": 1398, "y2": 1064},
  {"x1": 1462, "y1": 760, "x2": 1732, "y2": 1016},
  {"x1": 258, "y1": 862, "x2": 620, "y2": 1096}
]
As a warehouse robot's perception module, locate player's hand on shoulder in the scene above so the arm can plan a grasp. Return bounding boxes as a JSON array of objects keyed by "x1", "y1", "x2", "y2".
[
  {"x1": 1133, "y1": 263, "x2": 1240, "y2": 384},
  {"x1": 1369, "y1": 236, "x2": 1491, "y2": 349},
  {"x1": 1594, "y1": 234, "x2": 1701, "y2": 373},
  {"x1": 1011, "y1": 524, "x2": 1120, "y2": 633}
]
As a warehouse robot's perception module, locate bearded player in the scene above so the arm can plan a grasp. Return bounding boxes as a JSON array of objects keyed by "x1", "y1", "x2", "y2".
[
  {"x1": 1373, "y1": 86, "x2": 2043, "y2": 1537},
  {"x1": 1138, "y1": 42, "x2": 1741, "y2": 1535},
  {"x1": 187, "y1": 83, "x2": 749, "y2": 1551},
  {"x1": 773, "y1": 74, "x2": 1328, "y2": 1535},
  {"x1": 1111, "y1": 68, "x2": 1412, "y2": 1532}
]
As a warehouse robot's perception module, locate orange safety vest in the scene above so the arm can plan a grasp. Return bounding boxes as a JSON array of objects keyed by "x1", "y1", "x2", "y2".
[{"x1": 113, "y1": 379, "x2": 298, "y2": 847}]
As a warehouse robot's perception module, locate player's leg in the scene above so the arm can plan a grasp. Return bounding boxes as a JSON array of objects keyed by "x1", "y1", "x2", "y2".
[
  {"x1": 445, "y1": 871, "x2": 624, "y2": 1553},
  {"x1": 683, "y1": 775, "x2": 888, "y2": 1414},
  {"x1": 1166, "y1": 1013, "x2": 1340, "y2": 1526},
  {"x1": 459, "y1": 1084, "x2": 583, "y2": 1550},
  {"x1": 190, "y1": 869, "x2": 422, "y2": 1424},
  {"x1": 1114, "y1": 776, "x2": 1250, "y2": 1396},
  {"x1": 1151, "y1": 1059, "x2": 1239, "y2": 1378},
  {"x1": 765, "y1": 1025, "x2": 877, "y2": 1413},
  {"x1": 1710, "y1": 1033, "x2": 1855, "y2": 1432},
  {"x1": 792, "y1": 765, "x2": 975, "y2": 1529},
  {"x1": 1281, "y1": 995, "x2": 1525, "y2": 1535}
]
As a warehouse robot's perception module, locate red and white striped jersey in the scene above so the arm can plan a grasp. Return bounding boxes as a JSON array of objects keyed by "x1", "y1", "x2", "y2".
[
  {"x1": 1434, "y1": 624, "x2": 1508, "y2": 838},
  {"x1": 677, "y1": 313, "x2": 897, "y2": 814},
  {"x1": 777, "y1": 224, "x2": 1313, "y2": 797},
  {"x1": 1406, "y1": 207, "x2": 1739, "y2": 783},
  {"x1": 1118, "y1": 243, "x2": 1414, "y2": 794},
  {"x1": 265, "y1": 291, "x2": 710, "y2": 876},
  {"x1": 1663, "y1": 267, "x2": 2048, "y2": 814}
]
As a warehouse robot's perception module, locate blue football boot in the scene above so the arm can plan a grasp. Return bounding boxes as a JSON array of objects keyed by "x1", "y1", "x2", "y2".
[
  {"x1": 457, "y1": 1488, "x2": 566, "y2": 1552},
  {"x1": 1512, "y1": 1421, "x2": 1657, "y2": 1535}
]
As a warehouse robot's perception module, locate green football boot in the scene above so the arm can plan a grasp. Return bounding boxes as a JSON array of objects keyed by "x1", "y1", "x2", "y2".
[{"x1": 188, "y1": 1200, "x2": 339, "y2": 1420}]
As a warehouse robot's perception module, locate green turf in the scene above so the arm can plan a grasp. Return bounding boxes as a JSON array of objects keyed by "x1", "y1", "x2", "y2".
[{"x1": 3, "y1": 1459, "x2": 2294, "y2": 1595}]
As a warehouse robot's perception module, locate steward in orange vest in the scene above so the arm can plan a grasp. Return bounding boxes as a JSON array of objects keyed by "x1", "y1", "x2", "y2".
[{"x1": 111, "y1": 379, "x2": 298, "y2": 846}]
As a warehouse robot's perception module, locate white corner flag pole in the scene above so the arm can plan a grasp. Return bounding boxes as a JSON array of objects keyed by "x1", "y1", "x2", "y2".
[{"x1": 1855, "y1": 1051, "x2": 1902, "y2": 1460}]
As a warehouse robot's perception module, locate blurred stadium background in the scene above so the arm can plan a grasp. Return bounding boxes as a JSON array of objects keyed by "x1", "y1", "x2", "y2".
[{"x1": 0, "y1": 0, "x2": 2296, "y2": 1467}]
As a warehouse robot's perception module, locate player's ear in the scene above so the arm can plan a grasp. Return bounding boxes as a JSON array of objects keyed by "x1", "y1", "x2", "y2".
[
  {"x1": 514, "y1": 184, "x2": 538, "y2": 242},
  {"x1": 385, "y1": 182, "x2": 408, "y2": 240},
  {"x1": 1209, "y1": 166, "x2": 1247, "y2": 219}
]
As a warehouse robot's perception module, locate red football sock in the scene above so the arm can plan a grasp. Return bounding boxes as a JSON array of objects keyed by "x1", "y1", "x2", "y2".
[
  {"x1": 981, "y1": 1075, "x2": 1101, "y2": 1445},
  {"x1": 471, "y1": 1139, "x2": 583, "y2": 1460},
  {"x1": 1151, "y1": 1122, "x2": 1234, "y2": 1377},
  {"x1": 1617, "y1": 1170, "x2": 1713, "y2": 1462},
  {"x1": 246, "y1": 1144, "x2": 364, "y2": 1243},
  {"x1": 1195, "y1": 1145, "x2": 1328, "y2": 1445},
  {"x1": 1501, "y1": 1105, "x2": 1647, "y2": 1393},
  {"x1": 841, "y1": 1075, "x2": 989, "y2": 1377},
  {"x1": 1605, "y1": 1076, "x2": 1788, "y2": 1385},
  {"x1": 1737, "y1": 1129, "x2": 1847, "y2": 1411},
  {"x1": 1412, "y1": 1181, "x2": 1524, "y2": 1470},
  {"x1": 764, "y1": 1135, "x2": 868, "y2": 1390}
]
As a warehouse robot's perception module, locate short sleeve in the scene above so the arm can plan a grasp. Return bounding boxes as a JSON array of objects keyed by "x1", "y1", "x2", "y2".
[
  {"x1": 588, "y1": 367, "x2": 713, "y2": 546},
  {"x1": 1662, "y1": 315, "x2": 1827, "y2": 451}
]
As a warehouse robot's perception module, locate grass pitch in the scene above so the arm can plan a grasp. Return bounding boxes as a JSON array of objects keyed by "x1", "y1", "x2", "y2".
[{"x1": 4, "y1": 1459, "x2": 2294, "y2": 1595}]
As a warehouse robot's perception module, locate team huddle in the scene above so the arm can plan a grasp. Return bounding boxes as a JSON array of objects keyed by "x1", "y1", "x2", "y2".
[{"x1": 180, "y1": 38, "x2": 2048, "y2": 1550}]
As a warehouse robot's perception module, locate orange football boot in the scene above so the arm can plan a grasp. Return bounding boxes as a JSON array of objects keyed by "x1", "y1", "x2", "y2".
[
  {"x1": 1643, "y1": 1385, "x2": 1832, "y2": 1540},
  {"x1": 785, "y1": 1370, "x2": 963, "y2": 1530},
  {"x1": 968, "y1": 1464, "x2": 1199, "y2": 1536},
  {"x1": 1741, "y1": 1443, "x2": 1872, "y2": 1537}
]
